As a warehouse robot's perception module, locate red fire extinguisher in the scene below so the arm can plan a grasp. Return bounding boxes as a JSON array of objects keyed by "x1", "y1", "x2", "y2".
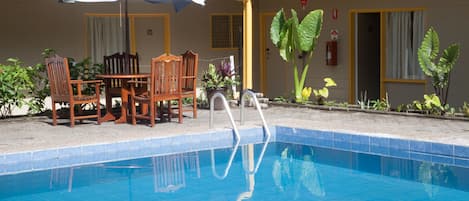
[{"x1": 326, "y1": 41, "x2": 337, "y2": 66}]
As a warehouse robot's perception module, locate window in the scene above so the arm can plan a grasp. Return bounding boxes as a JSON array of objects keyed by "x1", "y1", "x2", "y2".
[
  {"x1": 211, "y1": 14, "x2": 242, "y2": 49},
  {"x1": 385, "y1": 11, "x2": 424, "y2": 80},
  {"x1": 87, "y1": 15, "x2": 124, "y2": 64}
]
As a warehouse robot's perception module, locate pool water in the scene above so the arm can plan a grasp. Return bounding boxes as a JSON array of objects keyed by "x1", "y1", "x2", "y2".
[{"x1": 1, "y1": 142, "x2": 468, "y2": 201}]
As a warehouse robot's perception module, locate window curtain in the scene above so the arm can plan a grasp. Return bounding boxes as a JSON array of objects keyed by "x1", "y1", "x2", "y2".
[
  {"x1": 87, "y1": 16, "x2": 124, "y2": 64},
  {"x1": 385, "y1": 11, "x2": 424, "y2": 80}
]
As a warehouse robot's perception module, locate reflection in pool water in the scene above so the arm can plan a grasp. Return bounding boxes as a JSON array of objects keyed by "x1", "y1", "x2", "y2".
[{"x1": 0, "y1": 142, "x2": 468, "y2": 201}]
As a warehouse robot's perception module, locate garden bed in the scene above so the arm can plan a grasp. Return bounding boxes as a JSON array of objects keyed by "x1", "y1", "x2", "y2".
[{"x1": 270, "y1": 102, "x2": 469, "y2": 122}]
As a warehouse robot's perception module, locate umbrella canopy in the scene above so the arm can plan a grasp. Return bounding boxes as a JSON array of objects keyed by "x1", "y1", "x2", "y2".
[{"x1": 144, "y1": 0, "x2": 205, "y2": 12}]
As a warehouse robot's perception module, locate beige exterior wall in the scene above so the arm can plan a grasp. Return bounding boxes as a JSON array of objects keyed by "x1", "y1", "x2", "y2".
[
  {"x1": 259, "y1": 0, "x2": 469, "y2": 106},
  {"x1": 1, "y1": 0, "x2": 468, "y2": 106}
]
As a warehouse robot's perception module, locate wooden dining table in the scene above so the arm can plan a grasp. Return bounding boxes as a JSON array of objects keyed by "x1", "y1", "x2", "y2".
[{"x1": 97, "y1": 73, "x2": 150, "y2": 124}]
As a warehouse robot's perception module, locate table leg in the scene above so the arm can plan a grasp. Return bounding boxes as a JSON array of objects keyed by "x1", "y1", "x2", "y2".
[
  {"x1": 101, "y1": 81, "x2": 116, "y2": 122},
  {"x1": 115, "y1": 79, "x2": 130, "y2": 124}
]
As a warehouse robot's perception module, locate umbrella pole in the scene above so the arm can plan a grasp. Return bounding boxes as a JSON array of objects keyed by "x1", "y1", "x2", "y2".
[{"x1": 124, "y1": 0, "x2": 130, "y2": 72}]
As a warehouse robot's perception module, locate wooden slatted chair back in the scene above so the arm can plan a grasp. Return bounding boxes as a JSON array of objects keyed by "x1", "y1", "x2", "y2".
[
  {"x1": 45, "y1": 55, "x2": 73, "y2": 102},
  {"x1": 45, "y1": 54, "x2": 102, "y2": 127},
  {"x1": 103, "y1": 52, "x2": 140, "y2": 90},
  {"x1": 150, "y1": 54, "x2": 182, "y2": 98},
  {"x1": 181, "y1": 50, "x2": 198, "y2": 92},
  {"x1": 179, "y1": 50, "x2": 199, "y2": 118}
]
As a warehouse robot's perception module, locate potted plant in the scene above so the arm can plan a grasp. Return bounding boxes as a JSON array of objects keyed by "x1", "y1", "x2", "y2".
[{"x1": 201, "y1": 61, "x2": 237, "y2": 110}]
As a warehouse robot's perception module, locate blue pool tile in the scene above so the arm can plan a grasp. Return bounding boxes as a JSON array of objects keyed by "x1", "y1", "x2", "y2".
[
  {"x1": 455, "y1": 158, "x2": 469, "y2": 167},
  {"x1": 350, "y1": 134, "x2": 370, "y2": 153},
  {"x1": 431, "y1": 143, "x2": 454, "y2": 156},
  {"x1": 370, "y1": 137, "x2": 390, "y2": 156},
  {"x1": 189, "y1": 134, "x2": 212, "y2": 151},
  {"x1": 389, "y1": 138, "x2": 409, "y2": 150},
  {"x1": 125, "y1": 140, "x2": 147, "y2": 159},
  {"x1": 295, "y1": 128, "x2": 312, "y2": 137},
  {"x1": 81, "y1": 144, "x2": 107, "y2": 163},
  {"x1": 370, "y1": 137, "x2": 390, "y2": 147},
  {"x1": 32, "y1": 149, "x2": 58, "y2": 170},
  {"x1": 389, "y1": 148, "x2": 410, "y2": 159},
  {"x1": 409, "y1": 140, "x2": 432, "y2": 152},
  {"x1": 318, "y1": 130, "x2": 334, "y2": 141},
  {"x1": 351, "y1": 143, "x2": 370, "y2": 153},
  {"x1": 334, "y1": 141, "x2": 351, "y2": 151},
  {"x1": 410, "y1": 152, "x2": 432, "y2": 162},
  {"x1": 334, "y1": 132, "x2": 352, "y2": 142},
  {"x1": 350, "y1": 135, "x2": 370, "y2": 145},
  {"x1": 207, "y1": 130, "x2": 234, "y2": 149},
  {"x1": 154, "y1": 137, "x2": 176, "y2": 155},
  {"x1": 57, "y1": 147, "x2": 82, "y2": 167},
  {"x1": 0, "y1": 155, "x2": 5, "y2": 174},
  {"x1": 432, "y1": 155, "x2": 454, "y2": 165},
  {"x1": 4, "y1": 152, "x2": 33, "y2": 173},
  {"x1": 275, "y1": 126, "x2": 294, "y2": 135},
  {"x1": 240, "y1": 128, "x2": 265, "y2": 144},
  {"x1": 454, "y1": 145, "x2": 469, "y2": 158},
  {"x1": 333, "y1": 132, "x2": 352, "y2": 150},
  {"x1": 289, "y1": 135, "x2": 309, "y2": 145},
  {"x1": 276, "y1": 133, "x2": 291, "y2": 143},
  {"x1": 370, "y1": 145, "x2": 389, "y2": 156},
  {"x1": 313, "y1": 139, "x2": 334, "y2": 148}
]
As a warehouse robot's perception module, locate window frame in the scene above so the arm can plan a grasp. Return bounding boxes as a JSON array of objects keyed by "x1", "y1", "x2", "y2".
[{"x1": 210, "y1": 13, "x2": 243, "y2": 50}]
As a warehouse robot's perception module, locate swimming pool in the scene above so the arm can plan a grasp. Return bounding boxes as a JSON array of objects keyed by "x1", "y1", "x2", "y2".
[{"x1": 1, "y1": 126, "x2": 469, "y2": 200}]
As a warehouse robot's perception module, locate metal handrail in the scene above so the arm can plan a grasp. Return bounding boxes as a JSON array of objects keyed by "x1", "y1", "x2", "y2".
[
  {"x1": 240, "y1": 89, "x2": 271, "y2": 174},
  {"x1": 209, "y1": 92, "x2": 240, "y2": 179}
]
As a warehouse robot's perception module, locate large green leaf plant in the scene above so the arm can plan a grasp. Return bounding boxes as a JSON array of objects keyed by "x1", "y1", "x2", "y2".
[
  {"x1": 417, "y1": 27, "x2": 460, "y2": 106},
  {"x1": 270, "y1": 9, "x2": 323, "y2": 103}
]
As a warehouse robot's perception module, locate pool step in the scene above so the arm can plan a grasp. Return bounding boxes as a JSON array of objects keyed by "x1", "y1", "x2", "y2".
[{"x1": 243, "y1": 92, "x2": 269, "y2": 109}]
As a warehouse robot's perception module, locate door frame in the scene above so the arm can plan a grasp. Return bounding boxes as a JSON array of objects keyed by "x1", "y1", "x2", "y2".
[
  {"x1": 259, "y1": 12, "x2": 276, "y2": 94},
  {"x1": 349, "y1": 8, "x2": 427, "y2": 104},
  {"x1": 349, "y1": 9, "x2": 385, "y2": 103}
]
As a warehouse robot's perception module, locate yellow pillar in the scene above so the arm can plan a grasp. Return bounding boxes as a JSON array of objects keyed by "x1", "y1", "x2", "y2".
[{"x1": 243, "y1": 0, "x2": 253, "y2": 89}]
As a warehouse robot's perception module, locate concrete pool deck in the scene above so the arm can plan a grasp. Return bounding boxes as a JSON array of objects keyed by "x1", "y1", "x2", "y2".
[{"x1": 1, "y1": 105, "x2": 469, "y2": 154}]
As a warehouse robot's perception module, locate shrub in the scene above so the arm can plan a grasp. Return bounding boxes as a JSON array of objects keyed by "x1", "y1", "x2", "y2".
[{"x1": 0, "y1": 58, "x2": 35, "y2": 118}]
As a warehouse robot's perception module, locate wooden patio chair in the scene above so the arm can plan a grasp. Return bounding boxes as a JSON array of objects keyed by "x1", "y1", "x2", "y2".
[
  {"x1": 179, "y1": 50, "x2": 198, "y2": 118},
  {"x1": 103, "y1": 52, "x2": 144, "y2": 110},
  {"x1": 130, "y1": 54, "x2": 183, "y2": 127},
  {"x1": 45, "y1": 55, "x2": 102, "y2": 127}
]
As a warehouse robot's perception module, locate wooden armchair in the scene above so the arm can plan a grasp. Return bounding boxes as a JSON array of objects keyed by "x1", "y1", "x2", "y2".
[
  {"x1": 45, "y1": 55, "x2": 102, "y2": 127},
  {"x1": 179, "y1": 50, "x2": 199, "y2": 118},
  {"x1": 103, "y1": 52, "x2": 143, "y2": 110},
  {"x1": 130, "y1": 54, "x2": 183, "y2": 127}
]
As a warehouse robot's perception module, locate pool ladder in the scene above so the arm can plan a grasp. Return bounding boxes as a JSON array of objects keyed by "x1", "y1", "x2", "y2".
[{"x1": 209, "y1": 90, "x2": 271, "y2": 179}]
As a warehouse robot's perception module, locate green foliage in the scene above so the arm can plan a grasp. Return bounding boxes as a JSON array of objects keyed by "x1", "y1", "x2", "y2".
[
  {"x1": 0, "y1": 58, "x2": 35, "y2": 118},
  {"x1": 68, "y1": 57, "x2": 103, "y2": 95},
  {"x1": 396, "y1": 104, "x2": 410, "y2": 113},
  {"x1": 270, "y1": 8, "x2": 323, "y2": 103},
  {"x1": 0, "y1": 48, "x2": 104, "y2": 118},
  {"x1": 368, "y1": 93, "x2": 390, "y2": 111},
  {"x1": 312, "y1": 77, "x2": 336, "y2": 105},
  {"x1": 460, "y1": 102, "x2": 469, "y2": 117},
  {"x1": 412, "y1": 94, "x2": 445, "y2": 115},
  {"x1": 273, "y1": 96, "x2": 288, "y2": 103},
  {"x1": 28, "y1": 48, "x2": 56, "y2": 114},
  {"x1": 418, "y1": 27, "x2": 460, "y2": 105},
  {"x1": 201, "y1": 62, "x2": 238, "y2": 90}
]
